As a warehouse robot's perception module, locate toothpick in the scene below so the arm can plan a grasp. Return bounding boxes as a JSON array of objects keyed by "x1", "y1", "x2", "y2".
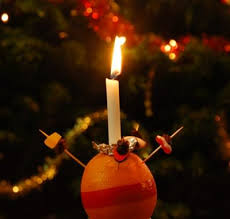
[
  {"x1": 64, "y1": 149, "x2": 86, "y2": 168},
  {"x1": 143, "y1": 126, "x2": 184, "y2": 163},
  {"x1": 39, "y1": 129, "x2": 48, "y2": 137},
  {"x1": 170, "y1": 126, "x2": 184, "y2": 138}
]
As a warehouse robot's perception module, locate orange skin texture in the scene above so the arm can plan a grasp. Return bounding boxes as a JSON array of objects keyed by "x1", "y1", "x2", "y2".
[{"x1": 81, "y1": 153, "x2": 157, "y2": 219}]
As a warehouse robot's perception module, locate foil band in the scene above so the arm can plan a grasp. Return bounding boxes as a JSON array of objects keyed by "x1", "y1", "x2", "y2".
[{"x1": 92, "y1": 136, "x2": 138, "y2": 156}]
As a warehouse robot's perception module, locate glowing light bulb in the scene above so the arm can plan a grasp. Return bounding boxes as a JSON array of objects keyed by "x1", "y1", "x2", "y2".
[
  {"x1": 70, "y1": 9, "x2": 78, "y2": 17},
  {"x1": 164, "y1": 44, "x2": 171, "y2": 53},
  {"x1": 84, "y1": 2, "x2": 91, "y2": 8},
  {"x1": 169, "y1": 53, "x2": 176, "y2": 60},
  {"x1": 225, "y1": 44, "x2": 230, "y2": 52},
  {"x1": 169, "y1": 39, "x2": 177, "y2": 48},
  {"x1": 86, "y1": 7, "x2": 93, "y2": 14},
  {"x1": 12, "y1": 186, "x2": 19, "y2": 193},
  {"x1": 112, "y1": 16, "x2": 119, "y2": 22},
  {"x1": 215, "y1": 115, "x2": 221, "y2": 122},
  {"x1": 1, "y1": 13, "x2": 9, "y2": 23},
  {"x1": 92, "y1": 12, "x2": 99, "y2": 19},
  {"x1": 59, "y1": 32, "x2": 68, "y2": 39}
]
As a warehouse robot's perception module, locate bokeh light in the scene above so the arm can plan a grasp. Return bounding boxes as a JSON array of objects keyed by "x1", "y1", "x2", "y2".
[
  {"x1": 164, "y1": 44, "x2": 171, "y2": 52},
  {"x1": 169, "y1": 53, "x2": 176, "y2": 60},
  {"x1": 12, "y1": 186, "x2": 19, "y2": 193},
  {"x1": 112, "y1": 16, "x2": 119, "y2": 22},
  {"x1": 92, "y1": 12, "x2": 99, "y2": 19},
  {"x1": 86, "y1": 7, "x2": 93, "y2": 14},
  {"x1": 169, "y1": 39, "x2": 177, "y2": 48},
  {"x1": 1, "y1": 13, "x2": 9, "y2": 23}
]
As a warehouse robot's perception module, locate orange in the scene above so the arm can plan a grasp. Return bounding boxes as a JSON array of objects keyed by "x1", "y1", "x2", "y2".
[{"x1": 81, "y1": 153, "x2": 157, "y2": 219}]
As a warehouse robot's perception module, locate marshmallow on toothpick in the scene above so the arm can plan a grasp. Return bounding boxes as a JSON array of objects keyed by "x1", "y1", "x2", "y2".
[
  {"x1": 143, "y1": 126, "x2": 183, "y2": 163},
  {"x1": 39, "y1": 130, "x2": 62, "y2": 149},
  {"x1": 155, "y1": 135, "x2": 172, "y2": 154},
  {"x1": 39, "y1": 130, "x2": 86, "y2": 168}
]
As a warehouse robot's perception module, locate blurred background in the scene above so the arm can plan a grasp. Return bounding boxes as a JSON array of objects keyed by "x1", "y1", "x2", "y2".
[{"x1": 1, "y1": 0, "x2": 230, "y2": 218}]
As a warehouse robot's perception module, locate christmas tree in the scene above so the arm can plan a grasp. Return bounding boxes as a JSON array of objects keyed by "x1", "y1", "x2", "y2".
[{"x1": 0, "y1": 0, "x2": 230, "y2": 218}]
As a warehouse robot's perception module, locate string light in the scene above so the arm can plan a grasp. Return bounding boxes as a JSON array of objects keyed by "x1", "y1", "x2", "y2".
[
  {"x1": 169, "y1": 39, "x2": 177, "y2": 48},
  {"x1": 92, "y1": 12, "x2": 99, "y2": 19},
  {"x1": 144, "y1": 70, "x2": 155, "y2": 117},
  {"x1": 224, "y1": 44, "x2": 230, "y2": 52},
  {"x1": 1, "y1": 13, "x2": 9, "y2": 23},
  {"x1": 70, "y1": 9, "x2": 78, "y2": 17},
  {"x1": 0, "y1": 109, "x2": 144, "y2": 198},
  {"x1": 59, "y1": 32, "x2": 68, "y2": 39},
  {"x1": 112, "y1": 16, "x2": 119, "y2": 22},
  {"x1": 12, "y1": 186, "x2": 19, "y2": 193},
  {"x1": 221, "y1": 0, "x2": 230, "y2": 5},
  {"x1": 84, "y1": 2, "x2": 91, "y2": 8},
  {"x1": 86, "y1": 7, "x2": 93, "y2": 14},
  {"x1": 169, "y1": 52, "x2": 176, "y2": 60},
  {"x1": 68, "y1": 0, "x2": 230, "y2": 58},
  {"x1": 164, "y1": 44, "x2": 171, "y2": 53}
]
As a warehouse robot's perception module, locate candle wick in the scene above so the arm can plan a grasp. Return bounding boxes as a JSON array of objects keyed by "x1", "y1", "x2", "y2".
[{"x1": 110, "y1": 71, "x2": 120, "y2": 80}]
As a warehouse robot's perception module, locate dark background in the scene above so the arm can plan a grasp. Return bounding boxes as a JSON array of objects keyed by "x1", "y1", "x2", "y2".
[{"x1": 1, "y1": 0, "x2": 230, "y2": 218}]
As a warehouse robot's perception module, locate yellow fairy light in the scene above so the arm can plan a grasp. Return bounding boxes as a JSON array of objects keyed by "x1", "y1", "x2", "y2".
[
  {"x1": 25, "y1": 179, "x2": 32, "y2": 185},
  {"x1": 41, "y1": 174, "x2": 47, "y2": 181},
  {"x1": 1, "y1": 13, "x2": 9, "y2": 23},
  {"x1": 59, "y1": 32, "x2": 68, "y2": 39},
  {"x1": 84, "y1": 116, "x2": 91, "y2": 123},
  {"x1": 12, "y1": 186, "x2": 19, "y2": 193},
  {"x1": 164, "y1": 44, "x2": 171, "y2": 53},
  {"x1": 70, "y1": 9, "x2": 78, "y2": 16},
  {"x1": 169, "y1": 39, "x2": 177, "y2": 48},
  {"x1": 169, "y1": 53, "x2": 176, "y2": 60},
  {"x1": 82, "y1": 123, "x2": 88, "y2": 130},
  {"x1": 86, "y1": 7, "x2": 93, "y2": 14}
]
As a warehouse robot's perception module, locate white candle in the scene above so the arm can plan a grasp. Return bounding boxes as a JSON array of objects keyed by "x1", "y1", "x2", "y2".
[{"x1": 106, "y1": 36, "x2": 126, "y2": 145}]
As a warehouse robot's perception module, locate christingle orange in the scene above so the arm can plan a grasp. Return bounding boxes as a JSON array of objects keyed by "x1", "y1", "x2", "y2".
[
  {"x1": 81, "y1": 152, "x2": 157, "y2": 219},
  {"x1": 40, "y1": 127, "x2": 183, "y2": 219}
]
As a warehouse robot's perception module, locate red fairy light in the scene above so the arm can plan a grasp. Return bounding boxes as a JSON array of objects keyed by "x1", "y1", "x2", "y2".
[
  {"x1": 93, "y1": 25, "x2": 99, "y2": 31},
  {"x1": 84, "y1": 11, "x2": 90, "y2": 16},
  {"x1": 225, "y1": 44, "x2": 230, "y2": 52},
  {"x1": 112, "y1": 16, "x2": 119, "y2": 22},
  {"x1": 221, "y1": 0, "x2": 230, "y2": 4},
  {"x1": 84, "y1": 2, "x2": 91, "y2": 8},
  {"x1": 92, "y1": 12, "x2": 99, "y2": 19}
]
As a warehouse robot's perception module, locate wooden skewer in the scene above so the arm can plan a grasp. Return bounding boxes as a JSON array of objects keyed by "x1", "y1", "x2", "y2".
[
  {"x1": 170, "y1": 126, "x2": 184, "y2": 138},
  {"x1": 39, "y1": 130, "x2": 86, "y2": 168},
  {"x1": 64, "y1": 149, "x2": 86, "y2": 168},
  {"x1": 39, "y1": 129, "x2": 48, "y2": 137},
  {"x1": 143, "y1": 126, "x2": 184, "y2": 163}
]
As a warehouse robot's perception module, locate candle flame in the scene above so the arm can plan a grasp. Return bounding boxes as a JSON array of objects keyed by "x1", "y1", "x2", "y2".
[{"x1": 111, "y1": 36, "x2": 126, "y2": 79}]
